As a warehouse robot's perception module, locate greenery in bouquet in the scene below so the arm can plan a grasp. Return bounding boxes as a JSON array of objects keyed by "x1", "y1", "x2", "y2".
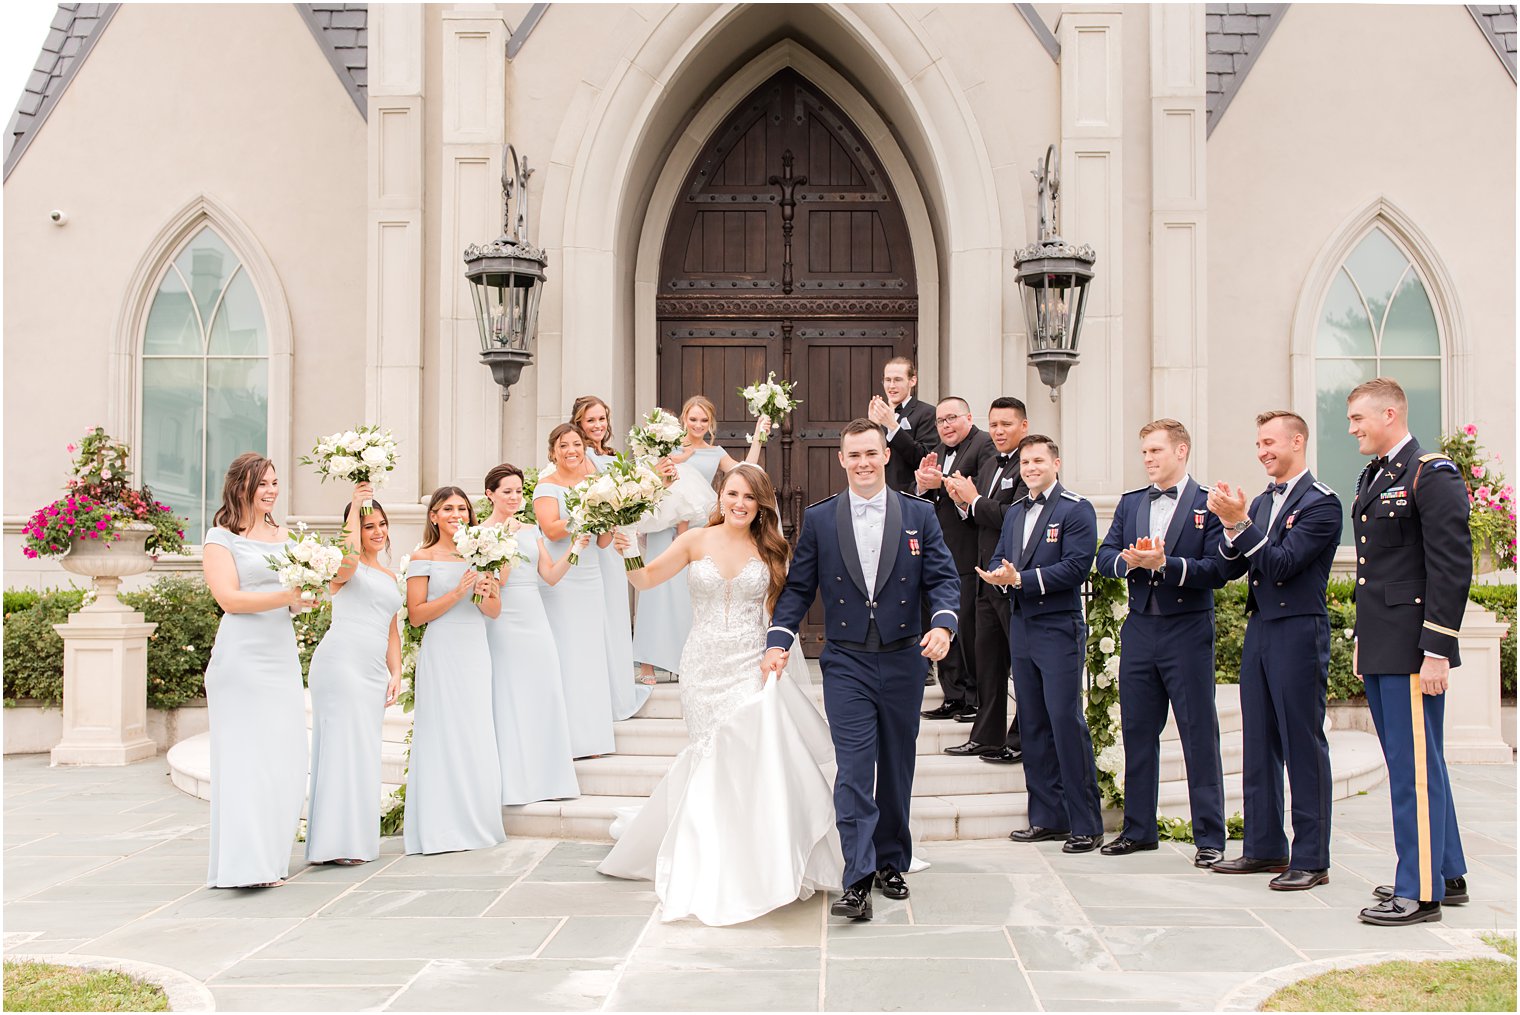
[
  {"x1": 263, "y1": 523, "x2": 347, "y2": 602},
  {"x1": 21, "y1": 428, "x2": 188, "y2": 559},
  {"x1": 455, "y1": 524, "x2": 525, "y2": 603},
  {"x1": 300, "y1": 424, "x2": 399, "y2": 514},
  {"x1": 564, "y1": 454, "x2": 667, "y2": 568},
  {"x1": 627, "y1": 408, "x2": 687, "y2": 460},
  {"x1": 739, "y1": 373, "x2": 801, "y2": 444},
  {"x1": 1440, "y1": 424, "x2": 1516, "y2": 571}
]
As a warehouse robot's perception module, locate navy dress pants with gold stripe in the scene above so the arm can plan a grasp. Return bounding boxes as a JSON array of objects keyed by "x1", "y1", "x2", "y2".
[{"x1": 1363, "y1": 673, "x2": 1468, "y2": 902}]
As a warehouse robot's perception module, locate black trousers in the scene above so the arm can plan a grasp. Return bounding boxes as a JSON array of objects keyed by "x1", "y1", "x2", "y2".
[
  {"x1": 934, "y1": 571, "x2": 979, "y2": 706},
  {"x1": 967, "y1": 591, "x2": 1020, "y2": 748}
]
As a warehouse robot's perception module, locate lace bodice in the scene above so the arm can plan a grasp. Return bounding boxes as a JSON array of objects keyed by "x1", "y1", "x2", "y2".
[{"x1": 678, "y1": 556, "x2": 770, "y2": 752}]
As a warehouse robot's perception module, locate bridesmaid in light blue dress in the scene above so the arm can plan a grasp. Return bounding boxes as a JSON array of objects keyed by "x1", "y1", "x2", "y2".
[
  {"x1": 402, "y1": 487, "x2": 506, "y2": 855},
  {"x1": 571, "y1": 395, "x2": 653, "y2": 718},
  {"x1": 481, "y1": 463, "x2": 584, "y2": 804},
  {"x1": 200, "y1": 453, "x2": 309, "y2": 888},
  {"x1": 305, "y1": 484, "x2": 402, "y2": 864},
  {"x1": 534, "y1": 423, "x2": 619, "y2": 758},
  {"x1": 632, "y1": 394, "x2": 770, "y2": 681}
]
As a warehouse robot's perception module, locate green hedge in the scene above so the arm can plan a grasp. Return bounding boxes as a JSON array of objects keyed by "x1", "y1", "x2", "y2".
[{"x1": 1469, "y1": 585, "x2": 1517, "y2": 697}]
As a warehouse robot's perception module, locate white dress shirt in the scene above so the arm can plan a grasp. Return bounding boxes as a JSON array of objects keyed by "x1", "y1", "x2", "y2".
[
  {"x1": 849, "y1": 487, "x2": 887, "y2": 594},
  {"x1": 1021, "y1": 488, "x2": 1049, "y2": 548},
  {"x1": 1148, "y1": 474, "x2": 1189, "y2": 541},
  {"x1": 1268, "y1": 468, "x2": 1309, "y2": 530},
  {"x1": 885, "y1": 396, "x2": 913, "y2": 442}
]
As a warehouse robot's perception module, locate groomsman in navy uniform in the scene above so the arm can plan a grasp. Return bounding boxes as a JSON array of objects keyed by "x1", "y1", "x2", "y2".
[
  {"x1": 943, "y1": 396, "x2": 1029, "y2": 761},
  {"x1": 915, "y1": 397, "x2": 994, "y2": 721},
  {"x1": 1095, "y1": 419, "x2": 1229, "y2": 868},
  {"x1": 764, "y1": 419, "x2": 961, "y2": 921},
  {"x1": 870, "y1": 356, "x2": 937, "y2": 494},
  {"x1": 1343, "y1": 378, "x2": 1471, "y2": 926},
  {"x1": 1208, "y1": 411, "x2": 1341, "y2": 891},
  {"x1": 976, "y1": 435, "x2": 1104, "y2": 853}
]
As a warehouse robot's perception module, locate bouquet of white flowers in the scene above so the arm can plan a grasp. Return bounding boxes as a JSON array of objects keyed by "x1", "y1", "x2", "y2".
[
  {"x1": 263, "y1": 522, "x2": 347, "y2": 604},
  {"x1": 564, "y1": 454, "x2": 667, "y2": 569},
  {"x1": 300, "y1": 425, "x2": 399, "y2": 514},
  {"x1": 739, "y1": 373, "x2": 801, "y2": 444},
  {"x1": 626, "y1": 408, "x2": 687, "y2": 461},
  {"x1": 454, "y1": 523, "x2": 525, "y2": 604}
]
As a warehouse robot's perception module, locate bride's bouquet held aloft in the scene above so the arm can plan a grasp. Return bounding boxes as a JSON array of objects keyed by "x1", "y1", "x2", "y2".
[
  {"x1": 565, "y1": 454, "x2": 668, "y2": 569},
  {"x1": 300, "y1": 425, "x2": 399, "y2": 514},
  {"x1": 740, "y1": 373, "x2": 801, "y2": 444},
  {"x1": 626, "y1": 408, "x2": 687, "y2": 461},
  {"x1": 263, "y1": 522, "x2": 347, "y2": 605},
  {"x1": 454, "y1": 524, "x2": 524, "y2": 603}
]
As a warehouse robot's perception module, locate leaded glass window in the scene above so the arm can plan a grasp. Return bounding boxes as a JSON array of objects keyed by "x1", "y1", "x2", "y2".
[
  {"x1": 141, "y1": 226, "x2": 269, "y2": 539},
  {"x1": 1314, "y1": 226, "x2": 1443, "y2": 543}
]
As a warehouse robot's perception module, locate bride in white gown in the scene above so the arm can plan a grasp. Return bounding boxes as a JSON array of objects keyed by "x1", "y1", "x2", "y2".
[{"x1": 597, "y1": 463, "x2": 845, "y2": 925}]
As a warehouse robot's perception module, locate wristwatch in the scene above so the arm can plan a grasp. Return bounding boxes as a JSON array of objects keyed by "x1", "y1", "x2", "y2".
[{"x1": 1229, "y1": 519, "x2": 1250, "y2": 534}]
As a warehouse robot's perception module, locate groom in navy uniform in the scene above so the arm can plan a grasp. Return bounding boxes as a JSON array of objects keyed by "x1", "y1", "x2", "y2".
[{"x1": 764, "y1": 418, "x2": 961, "y2": 921}]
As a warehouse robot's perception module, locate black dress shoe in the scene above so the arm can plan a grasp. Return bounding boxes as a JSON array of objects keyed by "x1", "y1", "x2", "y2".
[
  {"x1": 1270, "y1": 868, "x2": 1330, "y2": 891},
  {"x1": 1375, "y1": 877, "x2": 1468, "y2": 905},
  {"x1": 831, "y1": 885, "x2": 874, "y2": 920},
  {"x1": 921, "y1": 700, "x2": 965, "y2": 720},
  {"x1": 1209, "y1": 855, "x2": 1290, "y2": 874},
  {"x1": 1100, "y1": 837, "x2": 1159, "y2": 856},
  {"x1": 874, "y1": 866, "x2": 909, "y2": 900},
  {"x1": 943, "y1": 740, "x2": 1000, "y2": 757},
  {"x1": 980, "y1": 747, "x2": 1023, "y2": 765},
  {"x1": 1193, "y1": 847, "x2": 1224, "y2": 869},
  {"x1": 953, "y1": 711, "x2": 979, "y2": 723},
  {"x1": 1359, "y1": 896, "x2": 1441, "y2": 926},
  {"x1": 1009, "y1": 825, "x2": 1070, "y2": 843},
  {"x1": 1063, "y1": 833, "x2": 1104, "y2": 854}
]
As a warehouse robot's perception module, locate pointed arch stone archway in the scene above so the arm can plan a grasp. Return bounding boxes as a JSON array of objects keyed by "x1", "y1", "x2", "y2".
[{"x1": 543, "y1": 3, "x2": 1008, "y2": 446}]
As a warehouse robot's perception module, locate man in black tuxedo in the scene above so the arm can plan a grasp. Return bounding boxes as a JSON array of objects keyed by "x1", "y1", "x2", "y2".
[
  {"x1": 942, "y1": 397, "x2": 1029, "y2": 761},
  {"x1": 870, "y1": 356, "x2": 937, "y2": 494},
  {"x1": 914, "y1": 396, "x2": 994, "y2": 720}
]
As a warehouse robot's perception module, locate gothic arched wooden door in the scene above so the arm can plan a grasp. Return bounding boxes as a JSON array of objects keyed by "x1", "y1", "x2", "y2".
[{"x1": 657, "y1": 69, "x2": 919, "y2": 655}]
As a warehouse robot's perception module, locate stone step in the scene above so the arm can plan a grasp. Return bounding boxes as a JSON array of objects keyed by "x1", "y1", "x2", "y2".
[
  {"x1": 503, "y1": 729, "x2": 1389, "y2": 842},
  {"x1": 565, "y1": 730, "x2": 1252, "y2": 798}
]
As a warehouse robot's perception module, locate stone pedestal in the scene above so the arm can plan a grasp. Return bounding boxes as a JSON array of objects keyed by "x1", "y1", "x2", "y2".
[
  {"x1": 50, "y1": 605, "x2": 159, "y2": 765},
  {"x1": 1446, "y1": 599, "x2": 1513, "y2": 764}
]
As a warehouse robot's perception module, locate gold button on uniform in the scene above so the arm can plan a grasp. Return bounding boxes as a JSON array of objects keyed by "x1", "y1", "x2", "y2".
[
  {"x1": 1361, "y1": 514, "x2": 1367, "y2": 522},
  {"x1": 1358, "y1": 577, "x2": 1366, "y2": 585}
]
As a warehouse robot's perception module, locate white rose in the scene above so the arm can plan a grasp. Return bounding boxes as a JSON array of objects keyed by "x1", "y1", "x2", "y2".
[
  {"x1": 1094, "y1": 670, "x2": 1112, "y2": 688},
  {"x1": 329, "y1": 455, "x2": 357, "y2": 478},
  {"x1": 1105, "y1": 655, "x2": 1121, "y2": 678},
  {"x1": 1343, "y1": 628, "x2": 1354, "y2": 641},
  {"x1": 290, "y1": 540, "x2": 315, "y2": 563},
  {"x1": 1110, "y1": 602, "x2": 1128, "y2": 621},
  {"x1": 1098, "y1": 636, "x2": 1115, "y2": 655},
  {"x1": 361, "y1": 445, "x2": 390, "y2": 467}
]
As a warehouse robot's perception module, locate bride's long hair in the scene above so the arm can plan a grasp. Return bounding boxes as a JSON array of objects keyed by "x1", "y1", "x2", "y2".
[{"x1": 713, "y1": 464, "x2": 790, "y2": 615}]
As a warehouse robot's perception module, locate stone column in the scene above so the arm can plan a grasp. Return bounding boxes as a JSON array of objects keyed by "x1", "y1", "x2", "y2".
[
  {"x1": 368, "y1": 3, "x2": 426, "y2": 518},
  {"x1": 436, "y1": 7, "x2": 510, "y2": 494},
  {"x1": 1445, "y1": 601, "x2": 1513, "y2": 763},
  {"x1": 50, "y1": 595, "x2": 158, "y2": 766},
  {"x1": 1148, "y1": 5, "x2": 1209, "y2": 475},
  {"x1": 1057, "y1": 10, "x2": 1125, "y2": 503}
]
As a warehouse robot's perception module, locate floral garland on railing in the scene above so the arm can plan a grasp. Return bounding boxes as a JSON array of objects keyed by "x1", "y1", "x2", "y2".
[
  {"x1": 379, "y1": 553, "x2": 423, "y2": 837},
  {"x1": 1083, "y1": 572, "x2": 1128, "y2": 808}
]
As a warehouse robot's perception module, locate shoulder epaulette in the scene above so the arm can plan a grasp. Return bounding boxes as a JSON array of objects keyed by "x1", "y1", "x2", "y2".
[
  {"x1": 899, "y1": 491, "x2": 932, "y2": 504},
  {"x1": 1313, "y1": 480, "x2": 1336, "y2": 497},
  {"x1": 806, "y1": 493, "x2": 839, "y2": 509},
  {"x1": 1197, "y1": 484, "x2": 1212, "y2": 494},
  {"x1": 1060, "y1": 489, "x2": 1084, "y2": 502},
  {"x1": 1418, "y1": 452, "x2": 1450, "y2": 463},
  {"x1": 1123, "y1": 485, "x2": 1149, "y2": 497}
]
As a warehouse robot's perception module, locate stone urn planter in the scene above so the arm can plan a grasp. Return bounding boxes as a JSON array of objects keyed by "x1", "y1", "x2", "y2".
[
  {"x1": 58, "y1": 521, "x2": 157, "y2": 610},
  {"x1": 51, "y1": 522, "x2": 160, "y2": 766}
]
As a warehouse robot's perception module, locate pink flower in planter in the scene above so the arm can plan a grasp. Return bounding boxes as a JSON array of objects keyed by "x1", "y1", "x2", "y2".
[
  {"x1": 1464, "y1": 424, "x2": 1479, "y2": 437},
  {"x1": 1477, "y1": 486, "x2": 1493, "y2": 501},
  {"x1": 1472, "y1": 464, "x2": 1486, "y2": 480}
]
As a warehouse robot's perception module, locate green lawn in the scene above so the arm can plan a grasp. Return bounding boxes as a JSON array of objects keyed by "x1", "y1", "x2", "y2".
[
  {"x1": 3, "y1": 961, "x2": 169, "y2": 1013},
  {"x1": 1263, "y1": 950, "x2": 1517, "y2": 1012}
]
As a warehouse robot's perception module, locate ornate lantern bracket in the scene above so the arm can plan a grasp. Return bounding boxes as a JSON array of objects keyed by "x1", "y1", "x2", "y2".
[
  {"x1": 464, "y1": 145, "x2": 548, "y2": 403},
  {"x1": 1013, "y1": 145, "x2": 1097, "y2": 400}
]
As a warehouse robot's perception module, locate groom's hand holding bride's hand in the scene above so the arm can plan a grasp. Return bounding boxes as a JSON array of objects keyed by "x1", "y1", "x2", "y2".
[
  {"x1": 762, "y1": 647, "x2": 789, "y2": 681},
  {"x1": 919, "y1": 627, "x2": 951, "y2": 661}
]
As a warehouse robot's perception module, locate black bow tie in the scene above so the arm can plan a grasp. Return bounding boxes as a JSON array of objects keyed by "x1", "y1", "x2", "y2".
[
  {"x1": 1028, "y1": 492, "x2": 1048, "y2": 506},
  {"x1": 1370, "y1": 455, "x2": 1388, "y2": 472},
  {"x1": 996, "y1": 453, "x2": 1013, "y2": 466},
  {"x1": 1270, "y1": 482, "x2": 1288, "y2": 495},
  {"x1": 1148, "y1": 486, "x2": 1178, "y2": 501}
]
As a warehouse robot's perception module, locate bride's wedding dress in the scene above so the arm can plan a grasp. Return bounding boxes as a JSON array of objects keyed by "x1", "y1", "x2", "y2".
[{"x1": 596, "y1": 555, "x2": 844, "y2": 925}]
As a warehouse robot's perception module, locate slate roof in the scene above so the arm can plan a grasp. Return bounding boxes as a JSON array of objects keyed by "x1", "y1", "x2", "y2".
[
  {"x1": 3, "y1": 3, "x2": 118, "y2": 180},
  {"x1": 3, "y1": 3, "x2": 366, "y2": 181},
  {"x1": 294, "y1": 3, "x2": 368, "y2": 117},
  {"x1": 1205, "y1": 4, "x2": 1289, "y2": 137},
  {"x1": 1468, "y1": 5, "x2": 1518, "y2": 82}
]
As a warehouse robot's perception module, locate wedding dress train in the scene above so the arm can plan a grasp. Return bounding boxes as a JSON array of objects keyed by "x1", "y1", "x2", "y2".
[{"x1": 597, "y1": 555, "x2": 844, "y2": 925}]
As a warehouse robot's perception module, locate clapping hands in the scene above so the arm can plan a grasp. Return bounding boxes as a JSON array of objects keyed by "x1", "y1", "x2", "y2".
[
  {"x1": 1206, "y1": 482, "x2": 1250, "y2": 527},
  {"x1": 915, "y1": 451, "x2": 943, "y2": 492},
  {"x1": 1120, "y1": 537, "x2": 1166, "y2": 571},
  {"x1": 867, "y1": 395, "x2": 896, "y2": 430}
]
